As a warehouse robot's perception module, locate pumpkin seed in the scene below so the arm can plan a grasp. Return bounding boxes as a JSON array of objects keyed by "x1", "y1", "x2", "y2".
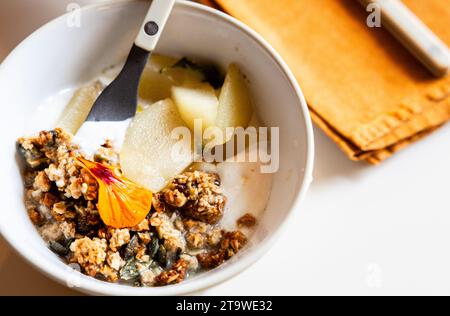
[
  {"x1": 18, "y1": 144, "x2": 48, "y2": 170},
  {"x1": 156, "y1": 245, "x2": 167, "y2": 267},
  {"x1": 49, "y1": 241, "x2": 69, "y2": 256},
  {"x1": 68, "y1": 263, "x2": 81, "y2": 272},
  {"x1": 148, "y1": 237, "x2": 159, "y2": 258},
  {"x1": 120, "y1": 259, "x2": 140, "y2": 281},
  {"x1": 123, "y1": 235, "x2": 140, "y2": 260},
  {"x1": 166, "y1": 249, "x2": 179, "y2": 268}
]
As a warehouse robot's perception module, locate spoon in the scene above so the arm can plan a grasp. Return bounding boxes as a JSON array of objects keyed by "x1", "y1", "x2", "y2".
[
  {"x1": 86, "y1": 0, "x2": 176, "y2": 122},
  {"x1": 358, "y1": 0, "x2": 449, "y2": 77}
]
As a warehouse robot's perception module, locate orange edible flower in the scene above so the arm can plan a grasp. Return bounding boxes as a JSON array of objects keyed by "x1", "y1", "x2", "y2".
[{"x1": 76, "y1": 157, "x2": 152, "y2": 229}]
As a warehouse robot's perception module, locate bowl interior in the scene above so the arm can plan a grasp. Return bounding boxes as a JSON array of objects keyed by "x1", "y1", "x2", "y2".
[{"x1": 0, "y1": 0, "x2": 312, "y2": 295}]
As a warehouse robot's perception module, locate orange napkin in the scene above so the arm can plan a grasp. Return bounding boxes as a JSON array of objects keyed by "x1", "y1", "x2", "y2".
[{"x1": 199, "y1": 0, "x2": 450, "y2": 164}]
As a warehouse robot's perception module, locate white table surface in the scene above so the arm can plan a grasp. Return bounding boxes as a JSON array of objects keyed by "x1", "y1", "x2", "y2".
[{"x1": 2, "y1": 123, "x2": 449, "y2": 296}]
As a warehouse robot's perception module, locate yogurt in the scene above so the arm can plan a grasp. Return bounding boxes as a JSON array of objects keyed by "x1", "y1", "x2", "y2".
[{"x1": 74, "y1": 119, "x2": 131, "y2": 157}]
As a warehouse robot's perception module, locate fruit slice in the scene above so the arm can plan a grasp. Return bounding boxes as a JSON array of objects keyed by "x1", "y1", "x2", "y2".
[
  {"x1": 139, "y1": 55, "x2": 208, "y2": 103},
  {"x1": 163, "y1": 57, "x2": 224, "y2": 89},
  {"x1": 120, "y1": 99, "x2": 193, "y2": 192},
  {"x1": 164, "y1": 67, "x2": 205, "y2": 86},
  {"x1": 149, "y1": 55, "x2": 179, "y2": 72},
  {"x1": 216, "y1": 64, "x2": 253, "y2": 138},
  {"x1": 171, "y1": 83, "x2": 219, "y2": 131},
  {"x1": 56, "y1": 82, "x2": 103, "y2": 134},
  {"x1": 162, "y1": 57, "x2": 206, "y2": 86},
  {"x1": 138, "y1": 54, "x2": 180, "y2": 103}
]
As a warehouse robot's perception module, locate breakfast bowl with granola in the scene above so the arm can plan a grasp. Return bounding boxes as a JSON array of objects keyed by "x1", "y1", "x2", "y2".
[{"x1": 0, "y1": 0, "x2": 313, "y2": 295}]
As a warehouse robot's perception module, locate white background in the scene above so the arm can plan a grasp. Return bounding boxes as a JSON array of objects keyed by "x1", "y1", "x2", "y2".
[{"x1": 1, "y1": 0, "x2": 449, "y2": 296}]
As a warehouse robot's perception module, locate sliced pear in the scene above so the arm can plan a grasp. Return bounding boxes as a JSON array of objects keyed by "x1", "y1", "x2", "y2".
[
  {"x1": 211, "y1": 64, "x2": 253, "y2": 145},
  {"x1": 171, "y1": 83, "x2": 219, "y2": 131},
  {"x1": 138, "y1": 54, "x2": 180, "y2": 103},
  {"x1": 148, "y1": 55, "x2": 179, "y2": 72},
  {"x1": 120, "y1": 99, "x2": 193, "y2": 192},
  {"x1": 138, "y1": 66, "x2": 173, "y2": 104},
  {"x1": 164, "y1": 67, "x2": 205, "y2": 86},
  {"x1": 216, "y1": 64, "x2": 253, "y2": 129},
  {"x1": 56, "y1": 81, "x2": 103, "y2": 134},
  {"x1": 154, "y1": 56, "x2": 205, "y2": 86}
]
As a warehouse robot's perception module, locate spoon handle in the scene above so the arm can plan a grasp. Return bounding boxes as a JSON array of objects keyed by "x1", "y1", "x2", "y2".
[
  {"x1": 359, "y1": 0, "x2": 450, "y2": 77},
  {"x1": 135, "y1": 0, "x2": 176, "y2": 52}
]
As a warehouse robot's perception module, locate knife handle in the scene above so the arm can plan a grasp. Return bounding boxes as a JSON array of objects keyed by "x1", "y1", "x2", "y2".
[
  {"x1": 359, "y1": 0, "x2": 450, "y2": 77},
  {"x1": 135, "y1": 0, "x2": 176, "y2": 52}
]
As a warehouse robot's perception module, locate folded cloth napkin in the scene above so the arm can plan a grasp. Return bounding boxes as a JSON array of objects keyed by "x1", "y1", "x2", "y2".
[{"x1": 199, "y1": 0, "x2": 450, "y2": 164}]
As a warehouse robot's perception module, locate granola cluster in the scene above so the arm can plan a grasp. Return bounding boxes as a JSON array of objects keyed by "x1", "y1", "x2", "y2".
[
  {"x1": 18, "y1": 129, "x2": 251, "y2": 287},
  {"x1": 197, "y1": 231, "x2": 247, "y2": 269},
  {"x1": 163, "y1": 171, "x2": 226, "y2": 224}
]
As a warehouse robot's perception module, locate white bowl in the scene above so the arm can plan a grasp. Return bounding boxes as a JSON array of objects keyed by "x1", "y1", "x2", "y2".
[{"x1": 0, "y1": 0, "x2": 314, "y2": 295}]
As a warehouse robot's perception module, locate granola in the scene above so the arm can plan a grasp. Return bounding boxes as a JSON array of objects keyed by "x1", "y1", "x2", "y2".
[
  {"x1": 69, "y1": 237, "x2": 108, "y2": 277},
  {"x1": 18, "y1": 129, "x2": 255, "y2": 287},
  {"x1": 237, "y1": 213, "x2": 257, "y2": 228},
  {"x1": 163, "y1": 171, "x2": 226, "y2": 224},
  {"x1": 197, "y1": 231, "x2": 247, "y2": 269},
  {"x1": 154, "y1": 259, "x2": 189, "y2": 286}
]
